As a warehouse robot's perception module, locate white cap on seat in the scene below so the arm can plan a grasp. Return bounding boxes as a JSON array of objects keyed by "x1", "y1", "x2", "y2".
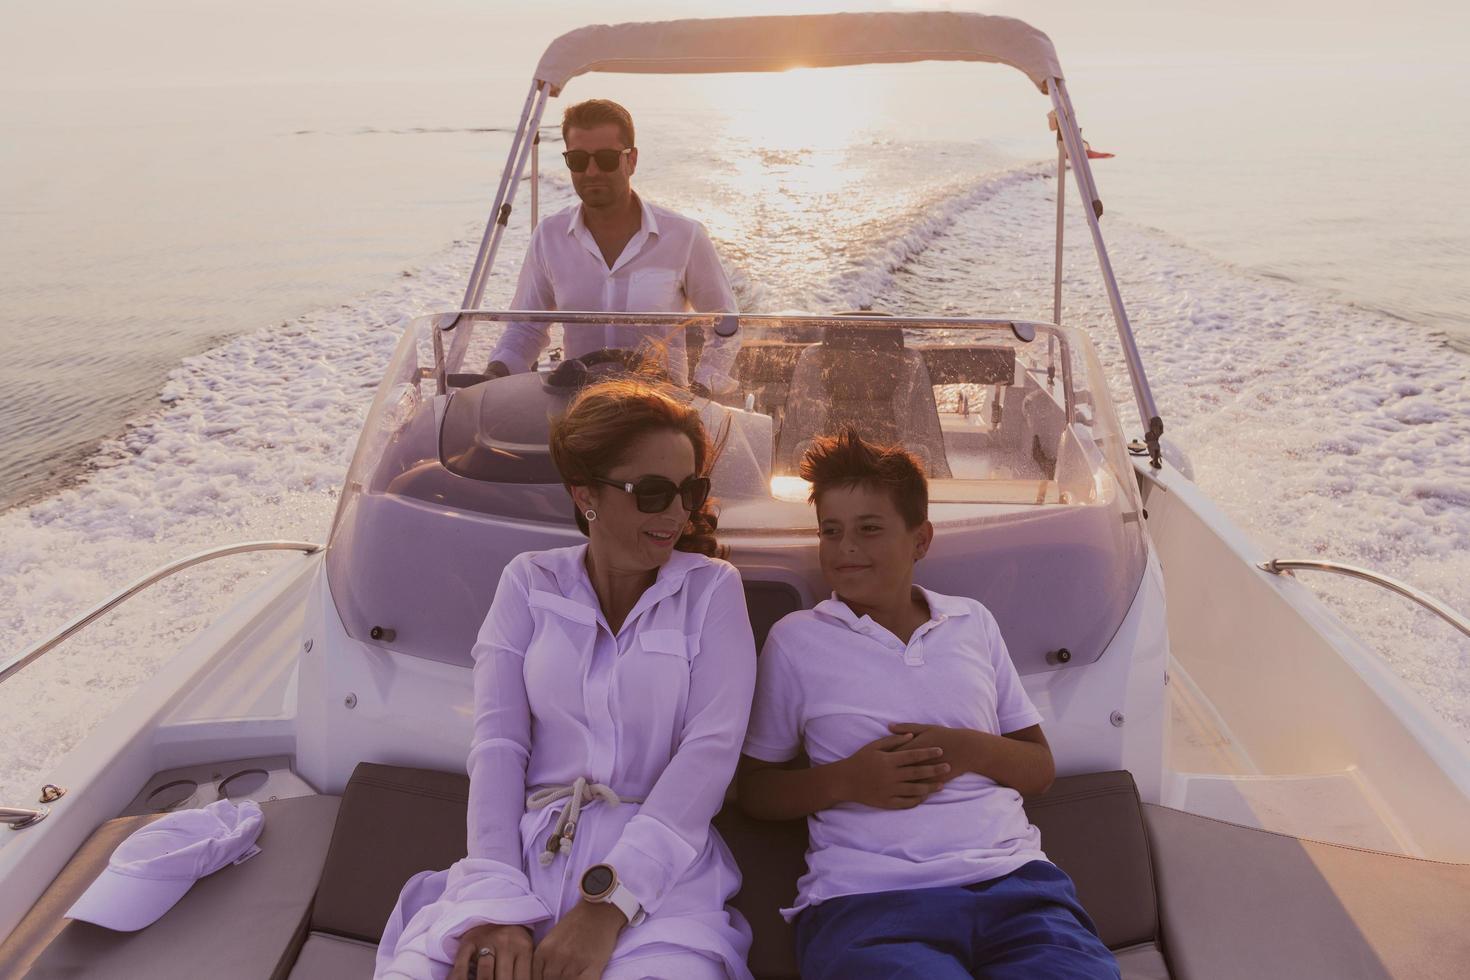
[{"x1": 66, "y1": 798, "x2": 265, "y2": 932}]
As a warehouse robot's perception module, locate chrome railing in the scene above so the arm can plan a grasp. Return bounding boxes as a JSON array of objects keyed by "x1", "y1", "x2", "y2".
[
  {"x1": 0, "y1": 541, "x2": 323, "y2": 686},
  {"x1": 431, "y1": 308, "x2": 1053, "y2": 408},
  {"x1": 1259, "y1": 558, "x2": 1470, "y2": 639},
  {"x1": 2, "y1": 806, "x2": 49, "y2": 830},
  {"x1": 436, "y1": 308, "x2": 1046, "y2": 340}
]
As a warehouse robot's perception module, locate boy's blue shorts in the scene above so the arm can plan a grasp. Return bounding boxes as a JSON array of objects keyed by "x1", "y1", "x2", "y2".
[{"x1": 793, "y1": 860, "x2": 1121, "y2": 980}]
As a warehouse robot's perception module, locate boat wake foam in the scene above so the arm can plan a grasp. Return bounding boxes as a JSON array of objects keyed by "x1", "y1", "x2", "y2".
[
  {"x1": 1, "y1": 161, "x2": 1466, "y2": 807},
  {"x1": 868, "y1": 170, "x2": 1470, "y2": 740}
]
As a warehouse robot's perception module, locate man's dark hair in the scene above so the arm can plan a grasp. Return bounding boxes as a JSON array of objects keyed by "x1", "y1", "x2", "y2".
[
  {"x1": 562, "y1": 99, "x2": 635, "y2": 148},
  {"x1": 800, "y1": 429, "x2": 928, "y2": 528}
]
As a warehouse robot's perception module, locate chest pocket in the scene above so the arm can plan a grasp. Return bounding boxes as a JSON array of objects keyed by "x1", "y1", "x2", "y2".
[
  {"x1": 523, "y1": 590, "x2": 598, "y2": 714},
  {"x1": 622, "y1": 628, "x2": 694, "y2": 734},
  {"x1": 639, "y1": 628, "x2": 691, "y2": 660},
  {"x1": 528, "y1": 590, "x2": 596, "y2": 626},
  {"x1": 628, "y1": 268, "x2": 680, "y2": 311}
]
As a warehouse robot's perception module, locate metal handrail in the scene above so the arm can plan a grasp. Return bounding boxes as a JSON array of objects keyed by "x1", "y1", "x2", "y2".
[
  {"x1": 433, "y1": 309, "x2": 1050, "y2": 389},
  {"x1": 435, "y1": 308, "x2": 1047, "y2": 342},
  {"x1": 0, "y1": 541, "x2": 323, "y2": 686},
  {"x1": 1259, "y1": 558, "x2": 1470, "y2": 639},
  {"x1": 3, "y1": 806, "x2": 49, "y2": 830}
]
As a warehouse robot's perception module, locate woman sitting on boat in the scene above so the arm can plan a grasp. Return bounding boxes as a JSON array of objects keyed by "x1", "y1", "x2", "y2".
[{"x1": 376, "y1": 380, "x2": 757, "y2": 980}]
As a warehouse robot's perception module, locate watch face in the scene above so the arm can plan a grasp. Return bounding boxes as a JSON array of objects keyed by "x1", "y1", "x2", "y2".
[{"x1": 582, "y1": 864, "x2": 615, "y2": 897}]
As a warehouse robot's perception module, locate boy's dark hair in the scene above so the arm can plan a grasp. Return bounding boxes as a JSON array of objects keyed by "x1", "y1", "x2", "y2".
[
  {"x1": 799, "y1": 429, "x2": 928, "y2": 528},
  {"x1": 562, "y1": 99, "x2": 635, "y2": 148}
]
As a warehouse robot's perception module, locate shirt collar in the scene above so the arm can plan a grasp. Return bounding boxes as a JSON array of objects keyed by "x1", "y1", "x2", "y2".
[
  {"x1": 813, "y1": 586, "x2": 972, "y2": 636},
  {"x1": 915, "y1": 586, "x2": 974, "y2": 621},
  {"x1": 566, "y1": 191, "x2": 658, "y2": 240},
  {"x1": 527, "y1": 543, "x2": 702, "y2": 630},
  {"x1": 637, "y1": 194, "x2": 660, "y2": 237}
]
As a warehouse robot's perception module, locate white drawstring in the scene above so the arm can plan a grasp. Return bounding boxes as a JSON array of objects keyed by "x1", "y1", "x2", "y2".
[{"x1": 526, "y1": 777, "x2": 643, "y2": 866}]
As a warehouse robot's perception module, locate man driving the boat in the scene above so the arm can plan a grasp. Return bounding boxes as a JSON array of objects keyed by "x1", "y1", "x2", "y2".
[{"x1": 486, "y1": 99, "x2": 741, "y2": 396}]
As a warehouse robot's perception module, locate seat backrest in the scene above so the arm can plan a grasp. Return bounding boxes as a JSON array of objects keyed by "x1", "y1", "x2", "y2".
[
  {"x1": 312, "y1": 765, "x2": 470, "y2": 943},
  {"x1": 1025, "y1": 770, "x2": 1158, "y2": 950},
  {"x1": 744, "y1": 580, "x2": 804, "y2": 651},
  {"x1": 914, "y1": 343, "x2": 1017, "y2": 386},
  {"x1": 774, "y1": 326, "x2": 951, "y2": 477},
  {"x1": 712, "y1": 807, "x2": 807, "y2": 980}
]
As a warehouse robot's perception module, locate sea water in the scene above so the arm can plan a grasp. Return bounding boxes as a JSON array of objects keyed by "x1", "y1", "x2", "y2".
[{"x1": 1, "y1": 36, "x2": 1467, "y2": 803}]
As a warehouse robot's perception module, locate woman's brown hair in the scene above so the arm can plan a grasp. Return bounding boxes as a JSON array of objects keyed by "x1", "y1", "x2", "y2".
[{"x1": 550, "y1": 379, "x2": 728, "y2": 558}]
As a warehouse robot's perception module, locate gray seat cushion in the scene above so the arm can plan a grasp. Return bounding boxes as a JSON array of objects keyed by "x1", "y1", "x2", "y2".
[
  {"x1": 10, "y1": 794, "x2": 340, "y2": 980},
  {"x1": 313, "y1": 763, "x2": 471, "y2": 944},
  {"x1": 1144, "y1": 803, "x2": 1470, "y2": 979},
  {"x1": 1025, "y1": 770, "x2": 1158, "y2": 950},
  {"x1": 712, "y1": 806, "x2": 807, "y2": 980},
  {"x1": 1115, "y1": 942, "x2": 1172, "y2": 980},
  {"x1": 288, "y1": 932, "x2": 380, "y2": 979}
]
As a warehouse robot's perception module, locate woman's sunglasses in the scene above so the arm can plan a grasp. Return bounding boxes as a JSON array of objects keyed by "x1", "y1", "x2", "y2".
[
  {"x1": 593, "y1": 475, "x2": 710, "y2": 514},
  {"x1": 562, "y1": 148, "x2": 633, "y2": 173}
]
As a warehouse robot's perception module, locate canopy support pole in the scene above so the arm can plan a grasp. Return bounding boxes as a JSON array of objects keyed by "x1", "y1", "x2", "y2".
[
  {"x1": 531, "y1": 131, "x2": 541, "y2": 229},
  {"x1": 1049, "y1": 131, "x2": 1065, "y2": 387},
  {"x1": 451, "y1": 80, "x2": 550, "y2": 371},
  {"x1": 1053, "y1": 131, "x2": 1065, "y2": 325},
  {"x1": 1050, "y1": 77, "x2": 1163, "y2": 467},
  {"x1": 461, "y1": 80, "x2": 541, "y2": 312}
]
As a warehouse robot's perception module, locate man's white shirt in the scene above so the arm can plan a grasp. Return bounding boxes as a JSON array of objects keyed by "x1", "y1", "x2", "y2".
[{"x1": 489, "y1": 195, "x2": 740, "y2": 391}]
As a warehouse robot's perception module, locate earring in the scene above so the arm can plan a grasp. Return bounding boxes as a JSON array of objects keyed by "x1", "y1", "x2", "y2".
[{"x1": 584, "y1": 509, "x2": 597, "y2": 522}]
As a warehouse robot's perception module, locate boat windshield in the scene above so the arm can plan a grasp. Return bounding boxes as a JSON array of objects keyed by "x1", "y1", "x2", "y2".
[
  {"x1": 331, "y1": 311, "x2": 1142, "y2": 538},
  {"x1": 325, "y1": 310, "x2": 1147, "y2": 669}
]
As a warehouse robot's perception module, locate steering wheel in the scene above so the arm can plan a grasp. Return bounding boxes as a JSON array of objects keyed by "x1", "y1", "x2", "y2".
[{"x1": 545, "y1": 347, "x2": 674, "y2": 389}]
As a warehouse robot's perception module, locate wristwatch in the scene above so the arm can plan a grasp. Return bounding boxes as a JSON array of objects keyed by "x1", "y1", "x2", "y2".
[{"x1": 579, "y1": 863, "x2": 646, "y2": 925}]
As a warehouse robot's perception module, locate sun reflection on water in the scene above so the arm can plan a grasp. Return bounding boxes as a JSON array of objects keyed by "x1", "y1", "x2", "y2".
[{"x1": 588, "y1": 64, "x2": 1024, "y2": 311}]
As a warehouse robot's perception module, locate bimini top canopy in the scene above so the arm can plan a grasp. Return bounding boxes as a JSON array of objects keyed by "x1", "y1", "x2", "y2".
[{"x1": 534, "y1": 11, "x2": 1063, "y2": 96}]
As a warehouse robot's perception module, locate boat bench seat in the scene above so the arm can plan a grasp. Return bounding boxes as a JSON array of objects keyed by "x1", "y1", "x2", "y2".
[
  {"x1": 305, "y1": 763, "x2": 1470, "y2": 978},
  {"x1": 716, "y1": 767, "x2": 1166, "y2": 979},
  {"x1": 1143, "y1": 803, "x2": 1470, "y2": 978},
  {"x1": 12, "y1": 763, "x2": 1470, "y2": 979},
  {"x1": 295, "y1": 763, "x2": 1168, "y2": 979}
]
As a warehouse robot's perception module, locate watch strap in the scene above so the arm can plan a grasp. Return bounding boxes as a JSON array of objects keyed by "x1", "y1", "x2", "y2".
[{"x1": 606, "y1": 882, "x2": 646, "y2": 926}]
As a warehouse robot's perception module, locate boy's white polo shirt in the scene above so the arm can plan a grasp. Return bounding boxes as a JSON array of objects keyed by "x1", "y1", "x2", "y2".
[{"x1": 743, "y1": 587, "x2": 1048, "y2": 920}]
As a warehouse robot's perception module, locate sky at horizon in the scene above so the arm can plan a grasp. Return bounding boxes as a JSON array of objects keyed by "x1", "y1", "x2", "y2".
[{"x1": 4, "y1": 0, "x2": 1467, "y2": 94}]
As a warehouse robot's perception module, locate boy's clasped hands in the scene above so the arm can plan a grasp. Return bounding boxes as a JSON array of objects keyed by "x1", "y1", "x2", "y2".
[{"x1": 831, "y1": 725, "x2": 972, "y2": 809}]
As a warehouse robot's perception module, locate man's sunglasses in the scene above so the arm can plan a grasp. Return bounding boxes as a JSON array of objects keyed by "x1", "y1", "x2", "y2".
[
  {"x1": 593, "y1": 475, "x2": 711, "y2": 514},
  {"x1": 562, "y1": 148, "x2": 633, "y2": 174}
]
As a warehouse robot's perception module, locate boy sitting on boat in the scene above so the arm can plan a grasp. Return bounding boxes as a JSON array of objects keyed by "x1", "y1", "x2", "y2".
[{"x1": 738, "y1": 430, "x2": 1119, "y2": 979}]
